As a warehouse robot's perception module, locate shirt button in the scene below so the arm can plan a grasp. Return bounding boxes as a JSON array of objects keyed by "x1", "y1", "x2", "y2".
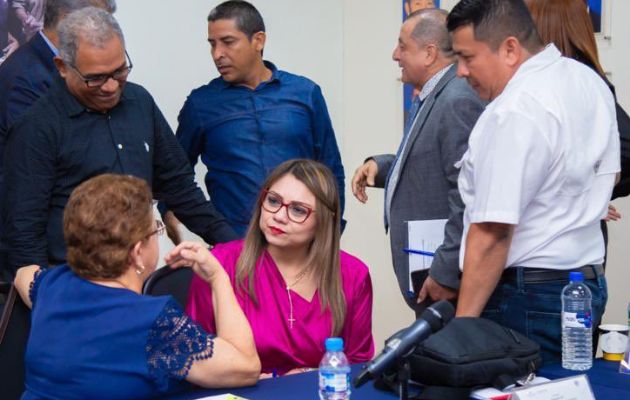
[{"x1": 118, "y1": 144, "x2": 123, "y2": 150}]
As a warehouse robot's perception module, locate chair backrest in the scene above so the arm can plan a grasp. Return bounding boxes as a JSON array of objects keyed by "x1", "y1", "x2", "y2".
[
  {"x1": 142, "y1": 266, "x2": 193, "y2": 309},
  {"x1": 0, "y1": 284, "x2": 31, "y2": 400}
]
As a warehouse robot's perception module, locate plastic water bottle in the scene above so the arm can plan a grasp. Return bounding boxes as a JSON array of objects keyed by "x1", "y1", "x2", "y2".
[
  {"x1": 561, "y1": 272, "x2": 593, "y2": 371},
  {"x1": 319, "y1": 337, "x2": 351, "y2": 400}
]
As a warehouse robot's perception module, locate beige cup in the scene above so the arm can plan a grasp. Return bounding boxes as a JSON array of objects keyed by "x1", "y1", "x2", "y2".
[{"x1": 598, "y1": 324, "x2": 629, "y2": 361}]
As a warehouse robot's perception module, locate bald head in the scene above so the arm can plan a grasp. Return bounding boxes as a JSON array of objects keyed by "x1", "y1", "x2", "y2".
[{"x1": 407, "y1": 8, "x2": 454, "y2": 59}]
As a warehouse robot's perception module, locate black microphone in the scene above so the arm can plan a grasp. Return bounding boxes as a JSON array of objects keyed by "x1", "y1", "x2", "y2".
[{"x1": 353, "y1": 300, "x2": 455, "y2": 388}]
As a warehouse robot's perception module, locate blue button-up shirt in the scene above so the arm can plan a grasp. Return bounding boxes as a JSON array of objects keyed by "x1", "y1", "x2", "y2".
[
  {"x1": 176, "y1": 61, "x2": 345, "y2": 235},
  {"x1": 2, "y1": 77, "x2": 237, "y2": 273}
]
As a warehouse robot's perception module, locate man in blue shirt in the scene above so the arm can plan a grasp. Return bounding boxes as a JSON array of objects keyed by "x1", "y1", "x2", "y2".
[
  {"x1": 171, "y1": 0, "x2": 345, "y2": 236},
  {"x1": 1, "y1": 7, "x2": 237, "y2": 277}
]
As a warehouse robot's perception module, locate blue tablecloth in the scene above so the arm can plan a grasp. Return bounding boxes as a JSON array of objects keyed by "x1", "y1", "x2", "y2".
[
  {"x1": 538, "y1": 359, "x2": 630, "y2": 399},
  {"x1": 166, "y1": 360, "x2": 630, "y2": 399},
  {"x1": 166, "y1": 364, "x2": 394, "y2": 400}
]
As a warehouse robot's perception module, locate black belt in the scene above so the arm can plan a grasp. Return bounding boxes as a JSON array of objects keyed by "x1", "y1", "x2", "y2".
[{"x1": 501, "y1": 264, "x2": 604, "y2": 284}]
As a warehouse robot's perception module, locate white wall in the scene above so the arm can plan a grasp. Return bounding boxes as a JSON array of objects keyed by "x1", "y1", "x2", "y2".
[
  {"x1": 116, "y1": 0, "x2": 630, "y2": 352},
  {"x1": 341, "y1": 0, "x2": 415, "y2": 347}
]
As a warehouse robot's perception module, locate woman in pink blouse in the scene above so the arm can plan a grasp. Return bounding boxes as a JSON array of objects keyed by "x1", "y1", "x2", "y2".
[{"x1": 187, "y1": 159, "x2": 374, "y2": 376}]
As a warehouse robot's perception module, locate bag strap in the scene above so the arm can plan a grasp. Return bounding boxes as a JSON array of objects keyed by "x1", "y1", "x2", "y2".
[{"x1": 493, "y1": 373, "x2": 518, "y2": 390}]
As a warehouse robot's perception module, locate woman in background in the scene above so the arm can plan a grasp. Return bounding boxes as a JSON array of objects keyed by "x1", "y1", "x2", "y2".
[
  {"x1": 525, "y1": 0, "x2": 630, "y2": 202},
  {"x1": 14, "y1": 174, "x2": 260, "y2": 399},
  {"x1": 187, "y1": 159, "x2": 374, "y2": 376}
]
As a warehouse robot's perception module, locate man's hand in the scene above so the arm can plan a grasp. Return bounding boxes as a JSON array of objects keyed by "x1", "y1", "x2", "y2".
[
  {"x1": 604, "y1": 203, "x2": 621, "y2": 222},
  {"x1": 418, "y1": 276, "x2": 458, "y2": 303},
  {"x1": 351, "y1": 159, "x2": 378, "y2": 203},
  {"x1": 164, "y1": 211, "x2": 182, "y2": 245}
]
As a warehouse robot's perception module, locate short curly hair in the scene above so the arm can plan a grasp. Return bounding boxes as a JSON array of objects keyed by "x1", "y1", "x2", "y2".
[{"x1": 64, "y1": 174, "x2": 154, "y2": 280}]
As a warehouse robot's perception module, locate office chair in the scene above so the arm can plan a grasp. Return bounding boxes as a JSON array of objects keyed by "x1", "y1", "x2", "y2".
[
  {"x1": 0, "y1": 283, "x2": 31, "y2": 400},
  {"x1": 142, "y1": 266, "x2": 193, "y2": 309}
]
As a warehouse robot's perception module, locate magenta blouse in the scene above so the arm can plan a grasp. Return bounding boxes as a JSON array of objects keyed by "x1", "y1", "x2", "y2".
[{"x1": 186, "y1": 240, "x2": 374, "y2": 375}]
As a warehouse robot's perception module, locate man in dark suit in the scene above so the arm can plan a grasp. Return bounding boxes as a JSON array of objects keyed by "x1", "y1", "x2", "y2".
[
  {"x1": 352, "y1": 8, "x2": 484, "y2": 313},
  {"x1": 0, "y1": 0, "x2": 115, "y2": 281}
]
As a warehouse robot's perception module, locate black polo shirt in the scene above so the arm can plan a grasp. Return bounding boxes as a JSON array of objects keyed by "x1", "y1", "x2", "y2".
[{"x1": 2, "y1": 77, "x2": 237, "y2": 273}]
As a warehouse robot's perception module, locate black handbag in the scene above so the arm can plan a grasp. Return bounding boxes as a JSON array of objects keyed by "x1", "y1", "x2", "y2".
[{"x1": 375, "y1": 317, "x2": 542, "y2": 400}]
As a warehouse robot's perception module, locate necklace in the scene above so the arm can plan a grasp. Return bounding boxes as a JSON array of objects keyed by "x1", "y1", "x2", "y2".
[{"x1": 285, "y1": 268, "x2": 308, "y2": 329}]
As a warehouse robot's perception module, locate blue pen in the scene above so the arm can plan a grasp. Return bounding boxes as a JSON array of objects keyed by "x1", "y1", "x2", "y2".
[{"x1": 403, "y1": 248, "x2": 435, "y2": 257}]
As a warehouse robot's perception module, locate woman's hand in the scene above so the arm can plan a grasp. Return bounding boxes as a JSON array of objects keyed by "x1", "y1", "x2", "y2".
[{"x1": 165, "y1": 242, "x2": 224, "y2": 283}]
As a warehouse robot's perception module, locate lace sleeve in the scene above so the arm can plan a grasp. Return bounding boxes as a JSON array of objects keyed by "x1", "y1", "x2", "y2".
[
  {"x1": 146, "y1": 298, "x2": 215, "y2": 391},
  {"x1": 28, "y1": 267, "x2": 47, "y2": 306}
]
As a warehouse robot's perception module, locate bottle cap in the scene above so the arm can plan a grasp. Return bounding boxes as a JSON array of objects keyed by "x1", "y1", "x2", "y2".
[
  {"x1": 569, "y1": 271, "x2": 584, "y2": 282},
  {"x1": 325, "y1": 337, "x2": 344, "y2": 352}
]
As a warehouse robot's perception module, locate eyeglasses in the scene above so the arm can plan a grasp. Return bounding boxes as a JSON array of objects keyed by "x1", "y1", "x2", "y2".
[
  {"x1": 69, "y1": 51, "x2": 133, "y2": 88},
  {"x1": 261, "y1": 190, "x2": 314, "y2": 224},
  {"x1": 146, "y1": 219, "x2": 165, "y2": 238}
]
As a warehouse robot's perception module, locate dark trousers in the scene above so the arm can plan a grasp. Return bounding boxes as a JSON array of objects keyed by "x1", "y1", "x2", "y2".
[{"x1": 481, "y1": 267, "x2": 607, "y2": 365}]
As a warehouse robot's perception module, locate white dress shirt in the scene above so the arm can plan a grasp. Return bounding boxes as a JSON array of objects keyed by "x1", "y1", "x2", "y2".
[{"x1": 458, "y1": 45, "x2": 620, "y2": 271}]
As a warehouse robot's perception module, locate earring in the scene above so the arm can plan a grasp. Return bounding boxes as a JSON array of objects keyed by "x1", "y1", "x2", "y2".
[{"x1": 136, "y1": 263, "x2": 145, "y2": 275}]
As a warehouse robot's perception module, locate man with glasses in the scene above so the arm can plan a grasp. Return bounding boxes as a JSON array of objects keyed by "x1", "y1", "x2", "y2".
[
  {"x1": 1, "y1": 7, "x2": 237, "y2": 278},
  {"x1": 0, "y1": 0, "x2": 116, "y2": 282}
]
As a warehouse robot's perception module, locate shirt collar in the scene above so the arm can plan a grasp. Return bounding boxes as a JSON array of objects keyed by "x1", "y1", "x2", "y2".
[
  {"x1": 505, "y1": 44, "x2": 561, "y2": 91},
  {"x1": 218, "y1": 60, "x2": 280, "y2": 90},
  {"x1": 418, "y1": 63, "x2": 454, "y2": 102},
  {"x1": 39, "y1": 31, "x2": 59, "y2": 56}
]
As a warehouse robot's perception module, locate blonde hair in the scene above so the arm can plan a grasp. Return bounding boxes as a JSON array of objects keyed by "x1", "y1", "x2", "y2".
[{"x1": 235, "y1": 159, "x2": 345, "y2": 335}]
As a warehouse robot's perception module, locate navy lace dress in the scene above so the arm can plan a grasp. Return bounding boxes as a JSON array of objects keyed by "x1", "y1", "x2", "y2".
[{"x1": 22, "y1": 265, "x2": 215, "y2": 399}]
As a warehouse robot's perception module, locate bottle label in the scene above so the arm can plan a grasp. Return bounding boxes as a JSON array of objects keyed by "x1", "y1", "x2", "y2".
[
  {"x1": 563, "y1": 311, "x2": 592, "y2": 328},
  {"x1": 319, "y1": 372, "x2": 349, "y2": 393}
]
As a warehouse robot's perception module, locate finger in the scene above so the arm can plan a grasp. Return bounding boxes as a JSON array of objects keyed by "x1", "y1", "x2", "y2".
[
  {"x1": 417, "y1": 283, "x2": 427, "y2": 303},
  {"x1": 168, "y1": 259, "x2": 192, "y2": 269},
  {"x1": 366, "y1": 169, "x2": 375, "y2": 187},
  {"x1": 355, "y1": 186, "x2": 367, "y2": 203},
  {"x1": 168, "y1": 241, "x2": 199, "y2": 258},
  {"x1": 351, "y1": 168, "x2": 367, "y2": 195},
  {"x1": 351, "y1": 170, "x2": 362, "y2": 194},
  {"x1": 166, "y1": 246, "x2": 197, "y2": 266}
]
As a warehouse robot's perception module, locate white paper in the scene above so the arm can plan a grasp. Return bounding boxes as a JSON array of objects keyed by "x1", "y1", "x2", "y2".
[
  {"x1": 511, "y1": 375, "x2": 595, "y2": 400},
  {"x1": 471, "y1": 377, "x2": 550, "y2": 399},
  {"x1": 407, "y1": 219, "x2": 447, "y2": 291},
  {"x1": 195, "y1": 395, "x2": 249, "y2": 400}
]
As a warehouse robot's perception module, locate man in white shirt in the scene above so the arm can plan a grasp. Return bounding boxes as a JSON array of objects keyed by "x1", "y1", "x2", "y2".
[{"x1": 447, "y1": 0, "x2": 620, "y2": 364}]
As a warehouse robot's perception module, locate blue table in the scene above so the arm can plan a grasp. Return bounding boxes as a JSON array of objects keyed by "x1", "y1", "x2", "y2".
[
  {"x1": 538, "y1": 359, "x2": 630, "y2": 399},
  {"x1": 166, "y1": 360, "x2": 630, "y2": 399},
  {"x1": 167, "y1": 365, "x2": 394, "y2": 400}
]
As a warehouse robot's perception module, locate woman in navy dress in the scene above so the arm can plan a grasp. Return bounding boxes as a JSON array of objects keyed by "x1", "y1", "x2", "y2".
[{"x1": 13, "y1": 174, "x2": 260, "y2": 399}]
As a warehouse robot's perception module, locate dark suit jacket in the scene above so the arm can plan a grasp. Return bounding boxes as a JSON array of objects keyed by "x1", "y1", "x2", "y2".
[
  {"x1": 0, "y1": 31, "x2": 57, "y2": 197},
  {"x1": 372, "y1": 65, "x2": 485, "y2": 308},
  {"x1": 0, "y1": 32, "x2": 56, "y2": 274}
]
